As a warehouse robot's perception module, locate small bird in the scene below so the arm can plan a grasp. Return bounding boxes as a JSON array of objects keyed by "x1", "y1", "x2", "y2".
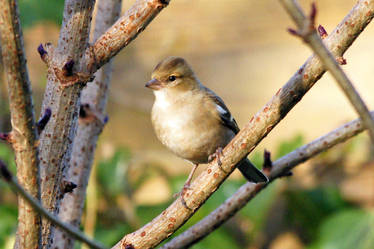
[{"x1": 146, "y1": 56, "x2": 268, "y2": 194}]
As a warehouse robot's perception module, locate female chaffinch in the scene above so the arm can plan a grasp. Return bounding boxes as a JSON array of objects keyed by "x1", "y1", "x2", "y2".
[{"x1": 146, "y1": 56, "x2": 268, "y2": 193}]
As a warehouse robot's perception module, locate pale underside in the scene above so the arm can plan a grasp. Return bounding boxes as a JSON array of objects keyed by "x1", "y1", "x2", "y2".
[{"x1": 151, "y1": 88, "x2": 234, "y2": 164}]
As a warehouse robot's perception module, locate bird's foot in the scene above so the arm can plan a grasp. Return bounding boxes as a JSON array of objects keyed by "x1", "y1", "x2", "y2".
[
  {"x1": 173, "y1": 183, "x2": 192, "y2": 210},
  {"x1": 180, "y1": 182, "x2": 192, "y2": 210},
  {"x1": 172, "y1": 182, "x2": 190, "y2": 198},
  {"x1": 173, "y1": 164, "x2": 198, "y2": 210},
  {"x1": 209, "y1": 147, "x2": 227, "y2": 173},
  {"x1": 208, "y1": 147, "x2": 223, "y2": 165}
]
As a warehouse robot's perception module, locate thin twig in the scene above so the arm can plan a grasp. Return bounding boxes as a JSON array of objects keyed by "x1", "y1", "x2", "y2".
[
  {"x1": 52, "y1": 0, "x2": 122, "y2": 248},
  {"x1": 280, "y1": 0, "x2": 374, "y2": 144},
  {"x1": 161, "y1": 111, "x2": 371, "y2": 249},
  {"x1": 112, "y1": 1, "x2": 374, "y2": 248},
  {"x1": 0, "y1": 0, "x2": 41, "y2": 248},
  {"x1": 0, "y1": 160, "x2": 107, "y2": 249}
]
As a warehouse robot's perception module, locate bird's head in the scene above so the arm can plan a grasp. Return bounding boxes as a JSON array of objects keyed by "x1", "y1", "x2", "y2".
[{"x1": 145, "y1": 56, "x2": 199, "y2": 92}]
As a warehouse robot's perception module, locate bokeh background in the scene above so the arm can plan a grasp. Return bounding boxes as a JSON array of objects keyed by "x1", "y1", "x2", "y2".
[{"x1": 0, "y1": 0, "x2": 374, "y2": 248}]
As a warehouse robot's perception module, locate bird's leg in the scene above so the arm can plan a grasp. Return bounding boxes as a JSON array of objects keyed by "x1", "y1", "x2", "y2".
[
  {"x1": 183, "y1": 163, "x2": 199, "y2": 189},
  {"x1": 208, "y1": 147, "x2": 227, "y2": 173},
  {"x1": 175, "y1": 163, "x2": 199, "y2": 210}
]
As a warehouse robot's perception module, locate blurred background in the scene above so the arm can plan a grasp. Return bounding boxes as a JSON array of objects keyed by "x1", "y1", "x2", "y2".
[{"x1": 0, "y1": 0, "x2": 374, "y2": 248}]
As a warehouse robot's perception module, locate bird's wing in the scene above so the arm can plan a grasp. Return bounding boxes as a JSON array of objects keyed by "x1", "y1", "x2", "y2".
[{"x1": 203, "y1": 86, "x2": 240, "y2": 134}]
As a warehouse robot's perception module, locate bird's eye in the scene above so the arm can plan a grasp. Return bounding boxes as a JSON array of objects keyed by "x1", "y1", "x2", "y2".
[{"x1": 168, "y1": 75, "x2": 176, "y2": 81}]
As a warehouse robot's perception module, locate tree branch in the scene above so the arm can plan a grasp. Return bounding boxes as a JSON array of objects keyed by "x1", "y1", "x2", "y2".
[
  {"x1": 38, "y1": 0, "x2": 96, "y2": 247},
  {"x1": 111, "y1": 1, "x2": 374, "y2": 248},
  {"x1": 52, "y1": 0, "x2": 122, "y2": 248},
  {"x1": 280, "y1": 0, "x2": 374, "y2": 144},
  {"x1": 0, "y1": 160, "x2": 107, "y2": 249},
  {"x1": 0, "y1": 0, "x2": 41, "y2": 248},
  {"x1": 37, "y1": 1, "x2": 170, "y2": 246},
  {"x1": 161, "y1": 111, "x2": 372, "y2": 248},
  {"x1": 83, "y1": 0, "x2": 170, "y2": 74}
]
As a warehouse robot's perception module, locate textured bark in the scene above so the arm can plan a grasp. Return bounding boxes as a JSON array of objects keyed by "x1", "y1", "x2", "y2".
[
  {"x1": 38, "y1": 1, "x2": 95, "y2": 247},
  {"x1": 0, "y1": 0, "x2": 41, "y2": 248},
  {"x1": 52, "y1": 0, "x2": 121, "y2": 248},
  {"x1": 83, "y1": 0, "x2": 169, "y2": 74},
  {"x1": 38, "y1": 0, "x2": 169, "y2": 247},
  {"x1": 161, "y1": 111, "x2": 372, "y2": 249},
  {"x1": 111, "y1": 0, "x2": 374, "y2": 248},
  {"x1": 280, "y1": 0, "x2": 374, "y2": 144}
]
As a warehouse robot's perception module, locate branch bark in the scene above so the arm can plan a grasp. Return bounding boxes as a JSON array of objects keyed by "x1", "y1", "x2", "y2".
[
  {"x1": 38, "y1": 1, "x2": 96, "y2": 247},
  {"x1": 279, "y1": 0, "x2": 374, "y2": 144},
  {"x1": 161, "y1": 111, "x2": 372, "y2": 249},
  {"x1": 82, "y1": 0, "x2": 170, "y2": 74},
  {"x1": 0, "y1": 0, "x2": 41, "y2": 248},
  {"x1": 52, "y1": 0, "x2": 122, "y2": 248},
  {"x1": 111, "y1": 0, "x2": 374, "y2": 248},
  {"x1": 38, "y1": 0, "x2": 170, "y2": 247}
]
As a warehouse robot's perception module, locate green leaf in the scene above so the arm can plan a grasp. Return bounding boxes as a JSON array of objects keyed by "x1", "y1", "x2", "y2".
[
  {"x1": 94, "y1": 222, "x2": 131, "y2": 247},
  {"x1": 0, "y1": 205, "x2": 17, "y2": 248},
  {"x1": 285, "y1": 186, "x2": 350, "y2": 240},
  {"x1": 276, "y1": 134, "x2": 304, "y2": 158},
  {"x1": 239, "y1": 182, "x2": 278, "y2": 238},
  {"x1": 97, "y1": 148, "x2": 131, "y2": 197},
  {"x1": 309, "y1": 209, "x2": 374, "y2": 249},
  {"x1": 0, "y1": 144, "x2": 15, "y2": 189},
  {"x1": 19, "y1": 0, "x2": 64, "y2": 28},
  {"x1": 190, "y1": 227, "x2": 241, "y2": 249}
]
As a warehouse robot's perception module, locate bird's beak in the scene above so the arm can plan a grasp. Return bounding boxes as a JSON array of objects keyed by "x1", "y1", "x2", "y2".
[{"x1": 145, "y1": 78, "x2": 162, "y2": 90}]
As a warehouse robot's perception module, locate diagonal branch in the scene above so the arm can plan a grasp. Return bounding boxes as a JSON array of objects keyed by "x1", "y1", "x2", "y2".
[
  {"x1": 52, "y1": 0, "x2": 122, "y2": 248},
  {"x1": 0, "y1": 0, "x2": 41, "y2": 248},
  {"x1": 0, "y1": 160, "x2": 107, "y2": 249},
  {"x1": 280, "y1": 0, "x2": 374, "y2": 144},
  {"x1": 161, "y1": 111, "x2": 372, "y2": 249},
  {"x1": 83, "y1": 0, "x2": 170, "y2": 74},
  {"x1": 111, "y1": 0, "x2": 374, "y2": 248}
]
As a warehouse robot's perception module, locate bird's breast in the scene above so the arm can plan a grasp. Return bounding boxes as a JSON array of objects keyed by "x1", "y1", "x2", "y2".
[{"x1": 151, "y1": 93, "x2": 233, "y2": 164}]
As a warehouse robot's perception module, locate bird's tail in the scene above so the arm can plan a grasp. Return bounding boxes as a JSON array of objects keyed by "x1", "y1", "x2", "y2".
[{"x1": 237, "y1": 158, "x2": 268, "y2": 183}]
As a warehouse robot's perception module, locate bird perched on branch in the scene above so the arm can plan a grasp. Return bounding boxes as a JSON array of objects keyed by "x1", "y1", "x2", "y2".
[{"x1": 146, "y1": 56, "x2": 268, "y2": 197}]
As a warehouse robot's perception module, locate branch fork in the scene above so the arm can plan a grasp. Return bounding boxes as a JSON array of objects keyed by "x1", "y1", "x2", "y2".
[
  {"x1": 289, "y1": 5, "x2": 348, "y2": 66},
  {"x1": 287, "y1": 2, "x2": 317, "y2": 40},
  {"x1": 38, "y1": 43, "x2": 94, "y2": 89},
  {"x1": 281, "y1": 0, "x2": 374, "y2": 144}
]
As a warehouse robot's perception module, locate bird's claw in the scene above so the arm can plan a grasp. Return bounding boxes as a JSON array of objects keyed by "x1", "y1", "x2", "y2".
[
  {"x1": 172, "y1": 183, "x2": 190, "y2": 198},
  {"x1": 209, "y1": 147, "x2": 224, "y2": 166},
  {"x1": 209, "y1": 147, "x2": 228, "y2": 173},
  {"x1": 173, "y1": 183, "x2": 192, "y2": 210}
]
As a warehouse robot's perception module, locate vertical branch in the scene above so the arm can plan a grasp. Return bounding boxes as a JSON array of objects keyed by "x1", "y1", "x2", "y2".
[
  {"x1": 38, "y1": 0, "x2": 95, "y2": 247},
  {"x1": 52, "y1": 0, "x2": 122, "y2": 248},
  {"x1": 280, "y1": 0, "x2": 374, "y2": 144},
  {"x1": 37, "y1": 0, "x2": 169, "y2": 247},
  {"x1": 0, "y1": 0, "x2": 41, "y2": 249}
]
